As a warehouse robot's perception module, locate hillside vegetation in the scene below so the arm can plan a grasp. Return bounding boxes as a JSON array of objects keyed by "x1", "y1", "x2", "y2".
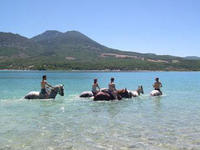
[{"x1": 0, "y1": 30, "x2": 200, "y2": 71}]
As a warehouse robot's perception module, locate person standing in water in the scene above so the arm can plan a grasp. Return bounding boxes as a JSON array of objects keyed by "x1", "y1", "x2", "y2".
[
  {"x1": 153, "y1": 77, "x2": 163, "y2": 95},
  {"x1": 108, "y1": 77, "x2": 118, "y2": 99},
  {"x1": 40, "y1": 75, "x2": 53, "y2": 98},
  {"x1": 92, "y1": 78, "x2": 100, "y2": 96}
]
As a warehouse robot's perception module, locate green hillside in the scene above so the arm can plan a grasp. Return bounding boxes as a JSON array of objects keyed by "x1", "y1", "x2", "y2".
[{"x1": 0, "y1": 30, "x2": 200, "y2": 71}]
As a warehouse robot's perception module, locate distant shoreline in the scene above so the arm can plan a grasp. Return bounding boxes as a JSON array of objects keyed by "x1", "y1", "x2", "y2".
[{"x1": 0, "y1": 69, "x2": 199, "y2": 72}]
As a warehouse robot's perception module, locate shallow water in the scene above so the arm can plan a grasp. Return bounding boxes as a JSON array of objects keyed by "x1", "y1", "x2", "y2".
[{"x1": 0, "y1": 71, "x2": 200, "y2": 150}]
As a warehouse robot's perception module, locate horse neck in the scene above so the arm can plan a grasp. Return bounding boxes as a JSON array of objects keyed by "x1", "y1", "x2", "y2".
[
  {"x1": 49, "y1": 87, "x2": 58, "y2": 98},
  {"x1": 117, "y1": 89, "x2": 123, "y2": 94},
  {"x1": 137, "y1": 89, "x2": 141, "y2": 95},
  {"x1": 118, "y1": 89, "x2": 126, "y2": 93}
]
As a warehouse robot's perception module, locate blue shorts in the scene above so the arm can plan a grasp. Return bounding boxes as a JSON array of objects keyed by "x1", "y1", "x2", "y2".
[{"x1": 40, "y1": 88, "x2": 47, "y2": 95}]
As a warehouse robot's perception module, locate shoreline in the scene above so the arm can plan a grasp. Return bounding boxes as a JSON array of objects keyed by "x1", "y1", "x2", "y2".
[{"x1": 0, "y1": 69, "x2": 199, "y2": 72}]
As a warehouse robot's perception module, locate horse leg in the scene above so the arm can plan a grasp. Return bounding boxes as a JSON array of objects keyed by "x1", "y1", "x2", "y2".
[
  {"x1": 117, "y1": 94, "x2": 122, "y2": 100},
  {"x1": 160, "y1": 90, "x2": 163, "y2": 95},
  {"x1": 108, "y1": 92, "x2": 116, "y2": 100}
]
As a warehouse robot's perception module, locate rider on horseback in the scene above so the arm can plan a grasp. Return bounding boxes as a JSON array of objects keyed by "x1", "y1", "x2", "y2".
[
  {"x1": 41, "y1": 75, "x2": 53, "y2": 98},
  {"x1": 153, "y1": 77, "x2": 163, "y2": 95},
  {"x1": 92, "y1": 78, "x2": 100, "y2": 96},
  {"x1": 108, "y1": 77, "x2": 118, "y2": 99}
]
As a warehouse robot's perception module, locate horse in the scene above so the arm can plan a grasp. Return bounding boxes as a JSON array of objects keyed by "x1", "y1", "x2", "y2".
[
  {"x1": 93, "y1": 91, "x2": 114, "y2": 101},
  {"x1": 93, "y1": 89, "x2": 130, "y2": 101},
  {"x1": 79, "y1": 88, "x2": 109, "y2": 98},
  {"x1": 129, "y1": 86, "x2": 144, "y2": 97},
  {"x1": 81, "y1": 86, "x2": 144, "y2": 101},
  {"x1": 79, "y1": 91, "x2": 93, "y2": 98},
  {"x1": 24, "y1": 84, "x2": 64, "y2": 99},
  {"x1": 150, "y1": 90, "x2": 162, "y2": 96},
  {"x1": 117, "y1": 88, "x2": 132, "y2": 98}
]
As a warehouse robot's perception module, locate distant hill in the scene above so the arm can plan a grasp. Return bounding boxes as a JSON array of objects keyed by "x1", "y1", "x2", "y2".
[
  {"x1": 185, "y1": 56, "x2": 200, "y2": 60},
  {"x1": 0, "y1": 30, "x2": 200, "y2": 71},
  {"x1": 0, "y1": 32, "x2": 42, "y2": 57}
]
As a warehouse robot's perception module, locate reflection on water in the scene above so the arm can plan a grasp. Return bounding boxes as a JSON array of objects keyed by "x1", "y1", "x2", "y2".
[{"x1": 152, "y1": 96, "x2": 162, "y2": 112}]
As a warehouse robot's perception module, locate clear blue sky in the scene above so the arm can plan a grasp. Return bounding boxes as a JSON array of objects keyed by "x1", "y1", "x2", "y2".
[{"x1": 1, "y1": 0, "x2": 200, "y2": 56}]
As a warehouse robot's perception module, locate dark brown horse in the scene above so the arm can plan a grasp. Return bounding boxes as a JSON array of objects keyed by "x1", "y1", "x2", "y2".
[
  {"x1": 93, "y1": 89, "x2": 131, "y2": 101},
  {"x1": 117, "y1": 88, "x2": 132, "y2": 98}
]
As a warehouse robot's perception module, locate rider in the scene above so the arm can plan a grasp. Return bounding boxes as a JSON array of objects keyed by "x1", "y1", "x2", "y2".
[
  {"x1": 40, "y1": 75, "x2": 53, "y2": 98},
  {"x1": 108, "y1": 77, "x2": 118, "y2": 99},
  {"x1": 92, "y1": 78, "x2": 100, "y2": 96},
  {"x1": 153, "y1": 77, "x2": 163, "y2": 95}
]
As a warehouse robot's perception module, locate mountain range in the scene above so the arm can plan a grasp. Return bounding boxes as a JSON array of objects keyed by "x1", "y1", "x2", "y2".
[{"x1": 0, "y1": 30, "x2": 200, "y2": 70}]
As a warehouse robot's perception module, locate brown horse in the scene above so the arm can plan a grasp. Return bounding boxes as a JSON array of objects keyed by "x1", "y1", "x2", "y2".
[
  {"x1": 117, "y1": 88, "x2": 132, "y2": 98},
  {"x1": 93, "y1": 89, "x2": 131, "y2": 101},
  {"x1": 93, "y1": 91, "x2": 114, "y2": 101}
]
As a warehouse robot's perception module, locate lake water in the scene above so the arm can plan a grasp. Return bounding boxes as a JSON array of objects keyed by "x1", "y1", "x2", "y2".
[{"x1": 0, "y1": 71, "x2": 200, "y2": 150}]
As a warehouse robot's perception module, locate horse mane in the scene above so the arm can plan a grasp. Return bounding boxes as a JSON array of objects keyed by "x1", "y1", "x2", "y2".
[{"x1": 54, "y1": 84, "x2": 63, "y2": 88}]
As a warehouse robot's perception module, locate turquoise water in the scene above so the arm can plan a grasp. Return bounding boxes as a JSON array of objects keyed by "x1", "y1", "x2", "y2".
[{"x1": 0, "y1": 71, "x2": 200, "y2": 150}]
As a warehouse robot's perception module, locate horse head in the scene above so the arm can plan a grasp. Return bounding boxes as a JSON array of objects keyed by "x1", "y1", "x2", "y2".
[
  {"x1": 52, "y1": 84, "x2": 64, "y2": 96},
  {"x1": 58, "y1": 84, "x2": 64, "y2": 96},
  {"x1": 137, "y1": 85, "x2": 144, "y2": 95}
]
